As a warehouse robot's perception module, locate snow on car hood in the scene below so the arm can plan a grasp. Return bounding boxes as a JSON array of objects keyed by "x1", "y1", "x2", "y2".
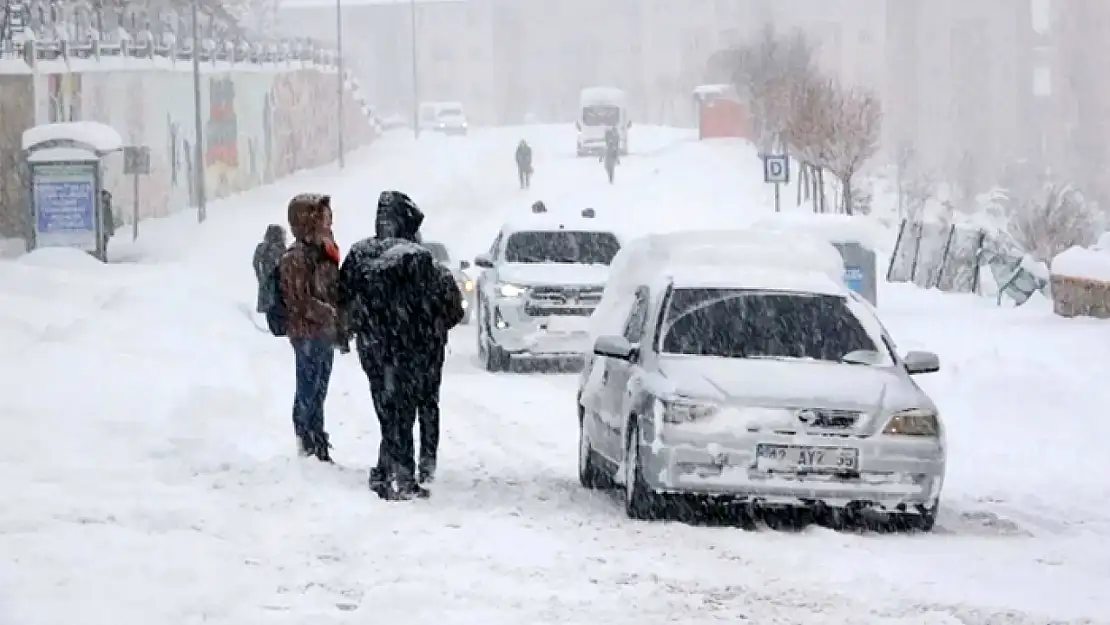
[
  {"x1": 498, "y1": 263, "x2": 610, "y2": 288},
  {"x1": 653, "y1": 355, "x2": 927, "y2": 413}
]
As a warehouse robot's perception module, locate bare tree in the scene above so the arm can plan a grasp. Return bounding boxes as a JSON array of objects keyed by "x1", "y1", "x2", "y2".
[
  {"x1": 818, "y1": 81, "x2": 882, "y2": 215},
  {"x1": 783, "y1": 73, "x2": 839, "y2": 212},
  {"x1": 895, "y1": 144, "x2": 937, "y2": 222},
  {"x1": 1006, "y1": 183, "x2": 1097, "y2": 264},
  {"x1": 727, "y1": 23, "x2": 817, "y2": 153}
]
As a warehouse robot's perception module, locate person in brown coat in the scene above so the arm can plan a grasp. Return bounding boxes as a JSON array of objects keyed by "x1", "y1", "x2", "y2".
[{"x1": 278, "y1": 193, "x2": 344, "y2": 461}]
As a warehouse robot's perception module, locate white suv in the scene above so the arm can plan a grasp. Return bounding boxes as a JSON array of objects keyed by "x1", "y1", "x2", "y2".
[{"x1": 472, "y1": 207, "x2": 621, "y2": 371}]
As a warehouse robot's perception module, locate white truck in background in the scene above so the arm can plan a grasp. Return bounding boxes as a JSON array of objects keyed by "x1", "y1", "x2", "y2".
[{"x1": 576, "y1": 87, "x2": 629, "y2": 157}]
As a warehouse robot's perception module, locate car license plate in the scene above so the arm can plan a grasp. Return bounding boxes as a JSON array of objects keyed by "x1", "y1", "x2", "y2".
[
  {"x1": 756, "y1": 444, "x2": 858, "y2": 472},
  {"x1": 545, "y1": 316, "x2": 589, "y2": 333}
]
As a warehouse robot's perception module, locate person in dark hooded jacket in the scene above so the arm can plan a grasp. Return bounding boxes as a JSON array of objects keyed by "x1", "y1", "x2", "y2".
[
  {"x1": 338, "y1": 190, "x2": 464, "y2": 500},
  {"x1": 253, "y1": 224, "x2": 287, "y2": 313}
]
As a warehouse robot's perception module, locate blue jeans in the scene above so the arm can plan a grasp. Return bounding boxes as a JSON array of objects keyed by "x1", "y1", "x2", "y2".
[{"x1": 291, "y1": 337, "x2": 335, "y2": 436}]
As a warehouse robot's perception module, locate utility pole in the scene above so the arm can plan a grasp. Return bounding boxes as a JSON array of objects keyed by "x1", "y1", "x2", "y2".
[
  {"x1": 190, "y1": 0, "x2": 207, "y2": 223},
  {"x1": 410, "y1": 0, "x2": 419, "y2": 138},
  {"x1": 335, "y1": 0, "x2": 345, "y2": 168}
]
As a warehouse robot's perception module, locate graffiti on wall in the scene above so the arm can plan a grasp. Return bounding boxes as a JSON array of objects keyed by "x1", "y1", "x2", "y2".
[{"x1": 0, "y1": 66, "x2": 373, "y2": 239}]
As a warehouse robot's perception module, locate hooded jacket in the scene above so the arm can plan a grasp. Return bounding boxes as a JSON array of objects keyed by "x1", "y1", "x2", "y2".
[
  {"x1": 339, "y1": 191, "x2": 464, "y2": 369},
  {"x1": 253, "y1": 224, "x2": 287, "y2": 313},
  {"x1": 279, "y1": 193, "x2": 341, "y2": 339}
]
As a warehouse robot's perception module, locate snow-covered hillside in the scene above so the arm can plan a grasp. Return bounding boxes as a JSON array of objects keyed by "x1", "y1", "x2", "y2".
[{"x1": 1, "y1": 126, "x2": 1107, "y2": 625}]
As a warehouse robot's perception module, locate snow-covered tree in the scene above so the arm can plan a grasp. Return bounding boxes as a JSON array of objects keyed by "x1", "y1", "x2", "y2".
[{"x1": 1006, "y1": 183, "x2": 1098, "y2": 264}]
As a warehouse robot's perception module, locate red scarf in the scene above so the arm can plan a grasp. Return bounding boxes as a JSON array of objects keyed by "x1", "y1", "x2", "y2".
[{"x1": 322, "y1": 238, "x2": 341, "y2": 264}]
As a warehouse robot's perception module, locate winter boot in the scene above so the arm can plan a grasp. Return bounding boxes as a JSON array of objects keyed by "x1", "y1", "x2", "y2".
[
  {"x1": 296, "y1": 430, "x2": 314, "y2": 457},
  {"x1": 310, "y1": 431, "x2": 333, "y2": 463},
  {"x1": 417, "y1": 457, "x2": 437, "y2": 484}
]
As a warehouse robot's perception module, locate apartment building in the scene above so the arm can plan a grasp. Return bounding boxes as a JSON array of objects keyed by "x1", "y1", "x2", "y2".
[
  {"x1": 884, "y1": 0, "x2": 1035, "y2": 193},
  {"x1": 1050, "y1": 0, "x2": 1110, "y2": 202},
  {"x1": 277, "y1": 0, "x2": 496, "y2": 123}
]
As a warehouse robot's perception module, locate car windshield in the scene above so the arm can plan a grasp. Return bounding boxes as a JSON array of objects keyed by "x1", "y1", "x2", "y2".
[
  {"x1": 438, "y1": 106, "x2": 463, "y2": 117},
  {"x1": 660, "y1": 288, "x2": 879, "y2": 362},
  {"x1": 422, "y1": 241, "x2": 450, "y2": 263},
  {"x1": 503, "y1": 230, "x2": 621, "y2": 265},
  {"x1": 582, "y1": 104, "x2": 620, "y2": 126}
]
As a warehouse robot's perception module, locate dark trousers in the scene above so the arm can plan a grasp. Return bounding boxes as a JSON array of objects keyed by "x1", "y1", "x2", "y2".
[
  {"x1": 415, "y1": 349, "x2": 445, "y2": 469},
  {"x1": 291, "y1": 337, "x2": 335, "y2": 437},
  {"x1": 365, "y1": 359, "x2": 420, "y2": 483},
  {"x1": 518, "y1": 166, "x2": 531, "y2": 189}
]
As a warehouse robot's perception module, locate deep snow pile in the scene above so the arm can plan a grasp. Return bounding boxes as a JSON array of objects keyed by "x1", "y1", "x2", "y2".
[{"x1": 1, "y1": 126, "x2": 1108, "y2": 625}]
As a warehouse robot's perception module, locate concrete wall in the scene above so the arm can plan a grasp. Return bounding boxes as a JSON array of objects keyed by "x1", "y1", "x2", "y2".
[{"x1": 0, "y1": 59, "x2": 374, "y2": 241}]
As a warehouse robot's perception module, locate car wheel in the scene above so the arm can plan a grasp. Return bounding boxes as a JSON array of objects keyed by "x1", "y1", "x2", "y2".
[
  {"x1": 623, "y1": 420, "x2": 663, "y2": 520},
  {"x1": 578, "y1": 404, "x2": 609, "y2": 489},
  {"x1": 477, "y1": 300, "x2": 509, "y2": 372},
  {"x1": 894, "y1": 502, "x2": 938, "y2": 532}
]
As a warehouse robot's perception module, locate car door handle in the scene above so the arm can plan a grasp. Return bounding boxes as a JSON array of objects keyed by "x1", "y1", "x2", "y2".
[{"x1": 601, "y1": 368, "x2": 610, "y2": 384}]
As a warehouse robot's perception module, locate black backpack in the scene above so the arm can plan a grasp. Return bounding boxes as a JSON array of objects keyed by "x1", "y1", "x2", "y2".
[{"x1": 264, "y1": 258, "x2": 289, "y2": 337}]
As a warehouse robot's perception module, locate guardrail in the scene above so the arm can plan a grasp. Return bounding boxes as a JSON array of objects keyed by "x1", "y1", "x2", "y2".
[{"x1": 0, "y1": 36, "x2": 339, "y2": 68}]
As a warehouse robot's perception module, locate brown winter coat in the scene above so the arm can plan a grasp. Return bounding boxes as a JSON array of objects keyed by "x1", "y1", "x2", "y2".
[{"x1": 279, "y1": 193, "x2": 342, "y2": 339}]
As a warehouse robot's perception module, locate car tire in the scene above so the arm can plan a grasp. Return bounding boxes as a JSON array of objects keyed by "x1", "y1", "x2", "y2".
[
  {"x1": 623, "y1": 420, "x2": 663, "y2": 520},
  {"x1": 477, "y1": 300, "x2": 510, "y2": 372},
  {"x1": 896, "y1": 503, "x2": 938, "y2": 532},
  {"x1": 577, "y1": 404, "x2": 609, "y2": 489}
]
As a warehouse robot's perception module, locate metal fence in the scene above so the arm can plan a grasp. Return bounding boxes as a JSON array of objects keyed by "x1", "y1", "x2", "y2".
[{"x1": 888, "y1": 219, "x2": 1036, "y2": 294}]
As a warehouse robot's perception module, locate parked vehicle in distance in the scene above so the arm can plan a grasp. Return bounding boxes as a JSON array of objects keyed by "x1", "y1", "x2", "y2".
[
  {"x1": 422, "y1": 240, "x2": 475, "y2": 324},
  {"x1": 473, "y1": 204, "x2": 621, "y2": 371},
  {"x1": 577, "y1": 229, "x2": 945, "y2": 531}
]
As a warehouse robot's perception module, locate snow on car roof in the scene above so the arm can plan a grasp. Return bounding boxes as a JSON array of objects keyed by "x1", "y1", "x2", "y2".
[
  {"x1": 589, "y1": 228, "x2": 847, "y2": 339},
  {"x1": 666, "y1": 264, "x2": 846, "y2": 295}
]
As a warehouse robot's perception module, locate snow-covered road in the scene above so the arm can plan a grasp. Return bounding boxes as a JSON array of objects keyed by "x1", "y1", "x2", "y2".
[{"x1": 2, "y1": 126, "x2": 1108, "y2": 625}]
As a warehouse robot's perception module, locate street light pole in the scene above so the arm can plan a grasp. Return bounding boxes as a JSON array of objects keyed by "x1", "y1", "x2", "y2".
[
  {"x1": 410, "y1": 0, "x2": 419, "y2": 139},
  {"x1": 191, "y1": 0, "x2": 207, "y2": 223},
  {"x1": 335, "y1": 0, "x2": 345, "y2": 168}
]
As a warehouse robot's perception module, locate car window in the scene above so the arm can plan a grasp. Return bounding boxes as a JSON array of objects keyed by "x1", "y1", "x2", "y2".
[
  {"x1": 622, "y1": 287, "x2": 650, "y2": 343},
  {"x1": 659, "y1": 288, "x2": 883, "y2": 363},
  {"x1": 503, "y1": 230, "x2": 621, "y2": 265}
]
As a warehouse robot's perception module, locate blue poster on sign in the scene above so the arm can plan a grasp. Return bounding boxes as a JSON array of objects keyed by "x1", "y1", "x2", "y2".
[
  {"x1": 844, "y1": 266, "x2": 863, "y2": 293},
  {"x1": 32, "y1": 163, "x2": 98, "y2": 251}
]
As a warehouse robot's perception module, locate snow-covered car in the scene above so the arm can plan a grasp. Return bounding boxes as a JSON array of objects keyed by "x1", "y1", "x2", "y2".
[
  {"x1": 473, "y1": 206, "x2": 621, "y2": 371},
  {"x1": 422, "y1": 240, "x2": 475, "y2": 324},
  {"x1": 420, "y1": 101, "x2": 468, "y2": 136},
  {"x1": 576, "y1": 230, "x2": 945, "y2": 530}
]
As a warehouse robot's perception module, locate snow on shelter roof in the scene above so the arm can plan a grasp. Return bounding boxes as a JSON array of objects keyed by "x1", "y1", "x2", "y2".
[
  {"x1": 22, "y1": 122, "x2": 124, "y2": 156},
  {"x1": 751, "y1": 213, "x2": 886, "y2": 251}
]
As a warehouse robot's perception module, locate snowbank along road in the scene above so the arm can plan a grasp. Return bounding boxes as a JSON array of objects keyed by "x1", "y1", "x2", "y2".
[{"x1": 1, "y1": 125, "x2": 1108, "y2": 625}]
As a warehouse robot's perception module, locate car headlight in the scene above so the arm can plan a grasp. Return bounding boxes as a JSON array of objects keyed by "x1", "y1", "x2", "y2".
[
  {"x1": 655, "y1": 398, "x2": 719, "y2": 424},
  {"x1": 463, "y1": 279, "x2": 475, "y2": 292},
  {"x1": 881, "y1": 409, "x2": 939, "y2": 436},
  {"x1": 498, "y1": 283, "x2": 527, "y2": 298}
]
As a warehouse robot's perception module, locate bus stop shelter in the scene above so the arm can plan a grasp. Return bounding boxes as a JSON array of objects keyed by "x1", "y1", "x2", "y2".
[{"x1": 22, "y1": 121, "x2": 123, "y2": 261}]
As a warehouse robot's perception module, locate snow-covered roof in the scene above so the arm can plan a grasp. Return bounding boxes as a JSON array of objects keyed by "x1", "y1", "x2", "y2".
[
  {"x1": 751, "y1": 213, "x2": 886, "y2": 251},
  {"x1": 589, "y1": 229, "x2": 847, "y2": 338},
  {"x1": 667, "y1": 264, "x2": 845, "y2": 296},
  {"x1": 1052, "y1": 245, "x2": 1110, "y2": 283},
  {"x1": 580, "y1": 86, "x2": 626, "y2": 105},
  {"x1": 22, "y1": 122, "x2": 124, "y2": 156},
  {"x1": 693, "y1": 84, "x2": 733, "y2": 96}
]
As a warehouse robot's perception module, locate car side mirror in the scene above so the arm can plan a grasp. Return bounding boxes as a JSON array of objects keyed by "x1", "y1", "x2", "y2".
[
  {"x1": 474, "y1": 254, "x2": 494, "y2": 269},
  {"x1": 594, "y1": 335, "x2": 634, "y2": 361},
  {"x1": 903, "y1": 350, "x2": 940, "y2": 375},
  {"x1": 459, "y1": 260, "x2": 471, "y2": 270}
]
